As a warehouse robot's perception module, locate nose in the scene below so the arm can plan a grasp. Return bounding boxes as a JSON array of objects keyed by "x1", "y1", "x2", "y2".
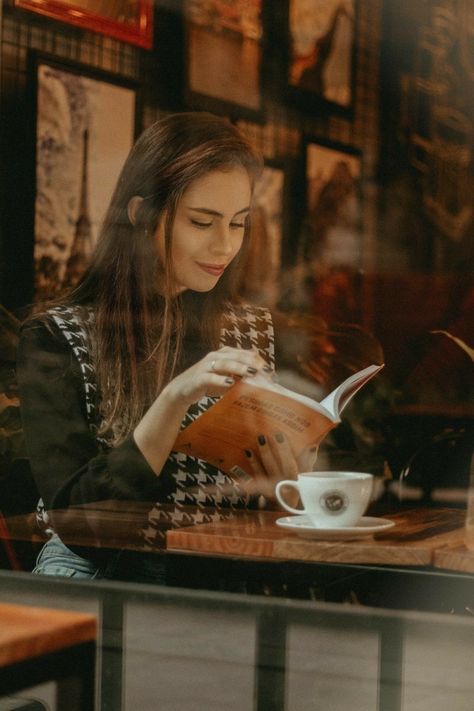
[{"x1": 209, "y1": 223, "x2": 235, "y2": 256}]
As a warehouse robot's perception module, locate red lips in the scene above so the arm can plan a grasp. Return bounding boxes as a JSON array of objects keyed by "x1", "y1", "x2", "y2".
[{"x1": 196, "y1": 263, "x2": 227, "y2": 276}]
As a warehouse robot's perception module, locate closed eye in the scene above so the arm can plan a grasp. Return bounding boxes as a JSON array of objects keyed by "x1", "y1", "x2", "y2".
[
  {"x1": 191, "y1": 219, "x2": 212, "y2": 228},
  {"x1": 230, "y1": 222, "x2": 245, "y2": 230}
]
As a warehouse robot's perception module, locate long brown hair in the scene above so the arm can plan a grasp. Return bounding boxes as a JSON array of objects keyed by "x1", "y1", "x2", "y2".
[{"x1": 68, "y1": 112, "x2": 262, "y2": 441}]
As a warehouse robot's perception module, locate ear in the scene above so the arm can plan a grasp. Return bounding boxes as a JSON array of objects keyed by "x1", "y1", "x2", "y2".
[{"x1": 127, "y1": 195, "x2": 144, "y2": 226}]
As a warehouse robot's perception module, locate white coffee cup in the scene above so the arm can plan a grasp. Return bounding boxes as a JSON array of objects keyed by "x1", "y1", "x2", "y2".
[{"x1": 275, "y1": 471, "x2": 374, "y2": 528}]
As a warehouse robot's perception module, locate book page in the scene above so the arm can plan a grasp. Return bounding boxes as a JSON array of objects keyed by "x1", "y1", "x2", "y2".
[{"x1": 320, "y1": 363, "x2": 384, "y2": 418}]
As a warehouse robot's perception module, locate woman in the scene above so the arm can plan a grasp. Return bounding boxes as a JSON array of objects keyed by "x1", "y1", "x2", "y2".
[{"x1": 17, "y1": 112, "x2": 306, "y2": 582}]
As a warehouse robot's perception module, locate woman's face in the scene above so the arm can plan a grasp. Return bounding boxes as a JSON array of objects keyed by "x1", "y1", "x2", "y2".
[{"x1": 156, "y1": 166, "x2": 252, "y2": 293}]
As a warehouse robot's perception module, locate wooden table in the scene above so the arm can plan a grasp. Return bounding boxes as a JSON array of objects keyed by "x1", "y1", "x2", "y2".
[
  {"x1": 1, "y1": 501, "x2": 154, "y2": 553},
  {"x1": 0, "y1": 603, "x2": 96, "y2": 711},
  {"x1": 164, "y1": 506, "x2": 474, "y2": 617},
  {"x1": 3, "y1": 501, "x2": 472, "y2": 582},
  {"x1": 166, "y1": 507, "x2": 467, "y2": 567},
  {"x1": 2, "y1": 503, "x2": 473, "y2": 711},
  {"x1": 434, "y1": 544, "x2": 474, "y2": 574},
  {"x1": 3, "y1": 502, "x2": 474, "y2": 588}
]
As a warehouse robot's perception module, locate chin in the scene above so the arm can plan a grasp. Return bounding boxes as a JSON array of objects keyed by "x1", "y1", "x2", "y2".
[
  {"x1": 189, "y1": 283, "x2": 218, "y2": 293},
  {"x1": 186, "y1": 275, "x2": 223, "y2": 292}
]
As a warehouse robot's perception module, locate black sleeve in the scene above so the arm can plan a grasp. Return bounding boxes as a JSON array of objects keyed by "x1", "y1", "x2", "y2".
[{"x1": 17, "y1": 318, "x2": 165, "y2": 514}]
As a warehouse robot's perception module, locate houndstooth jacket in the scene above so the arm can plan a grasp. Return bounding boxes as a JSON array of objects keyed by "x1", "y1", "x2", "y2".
[{"x1": 40, "y1": 303, "x2": 275, "y2": 544}]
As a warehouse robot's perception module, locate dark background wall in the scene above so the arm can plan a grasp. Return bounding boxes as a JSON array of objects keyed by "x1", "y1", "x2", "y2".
[
  {"x1": 0, "y1": 0, "x2": 382, "y2": 314},
  {"x1": 0, "y1": 0, "x2": 472, "y2": 398}
]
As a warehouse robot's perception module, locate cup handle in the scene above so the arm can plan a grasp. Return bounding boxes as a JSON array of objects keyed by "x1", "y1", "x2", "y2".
[{"x1": 275, "y1": 480, "x2": 303, "y2": 515}]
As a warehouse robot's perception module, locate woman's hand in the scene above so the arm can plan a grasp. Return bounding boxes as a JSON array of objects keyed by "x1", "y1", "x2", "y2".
[
  {"x1": 162, "y1": 345, "x2": 272, "y2": 409},
  {"x1": 134, "y1": 346, "x2": 273, "y2": 476},
  {"x1": 240, "y1": 434, "x2": 319, "y2": 502}
]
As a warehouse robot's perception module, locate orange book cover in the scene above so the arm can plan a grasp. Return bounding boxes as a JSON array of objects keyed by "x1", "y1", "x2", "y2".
[{"x1": 173, "y1": 364, "x2": 384, "y2": 482}]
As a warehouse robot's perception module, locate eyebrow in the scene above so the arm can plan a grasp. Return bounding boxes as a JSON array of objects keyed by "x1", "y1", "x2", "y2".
[{"x1": 186, "y1": 206, "x2": 250, "y2": 218}]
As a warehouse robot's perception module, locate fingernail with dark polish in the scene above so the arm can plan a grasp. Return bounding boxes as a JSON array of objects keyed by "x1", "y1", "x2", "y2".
[
  {"x1": 245, "y1": 449, "x2": 253, "y2": 458},
  {"x1": 225, "y1": 377, "x2": 234, "y2": 384},
  {"x1": 275, "y1": 432, "x2": 284, "y2": 443},
  {"x1": 247, "y1": 366, "x2": 258, "y2": 374},
  {"x1": 258, "y1": 435, "x2": 266, "y2": 445}
]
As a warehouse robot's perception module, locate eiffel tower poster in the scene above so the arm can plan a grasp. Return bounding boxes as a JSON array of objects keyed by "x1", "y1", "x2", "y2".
[
  {"x1": 33, "y1": 58, "x2": 136, "y2": 300},
  {"x1": 63, "y1": 129, "x2": 93, "y2": 290}
]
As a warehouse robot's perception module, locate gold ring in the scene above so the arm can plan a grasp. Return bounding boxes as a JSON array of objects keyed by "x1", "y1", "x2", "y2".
[{"x1": 210, "y1": 359, "x2": 216, "y2": 371}]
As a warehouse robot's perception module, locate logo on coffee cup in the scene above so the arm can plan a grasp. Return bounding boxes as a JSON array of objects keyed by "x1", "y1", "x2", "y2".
[{"x1": 320, "y1": 489, "x2": 349, "y2": 515}]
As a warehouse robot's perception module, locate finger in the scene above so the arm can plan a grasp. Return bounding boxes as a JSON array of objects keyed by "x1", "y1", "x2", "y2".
[
  {"x1": 259, "y1": 433, "x2": 301, "y2": 502},
  {"x1": 203, "y1": 354, "x2": 273, "y2": 378},
  {"x1": 256, "y1": 434, "x2": 287, "y2": 484},
  {"x1": 242, "y1": 449, "x2": 275, "y2": 498},
  {"x1": 213, "y1": 347, "x2": 272, "y2": 374},
  {"x1": 243, "y1": 448, "x2": 265, "y2": 478},
  {"x1": 191, "y1": 372, "x2": 236, "y2": 400},
  {"x1": 272, "y1": 432, "x2": 299, "y2": 478},
  {"x1": 206, "y1": 357, "x2": 261, "y2": 379},
  {"x1": 297, "y1": 444, "x2": 319, "y2": 473}
]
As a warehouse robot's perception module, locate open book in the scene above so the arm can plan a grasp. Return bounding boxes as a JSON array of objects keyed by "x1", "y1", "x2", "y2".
[{"x1": 173, "y1": 363, "x2": 384, "y2": 481}]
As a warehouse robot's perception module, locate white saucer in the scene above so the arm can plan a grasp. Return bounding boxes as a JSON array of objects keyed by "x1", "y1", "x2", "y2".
[{"x1": 275, "y1": 515, "x2": 395, "y2": 539}]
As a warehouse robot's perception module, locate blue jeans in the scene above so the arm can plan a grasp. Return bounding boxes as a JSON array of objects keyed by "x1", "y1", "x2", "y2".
[
  {"x1": 33, "y1": 534, "x2": 167, "y2": 584},
  {"x1": 33, "y1": 534, "x2": 101, "y2": 579}
]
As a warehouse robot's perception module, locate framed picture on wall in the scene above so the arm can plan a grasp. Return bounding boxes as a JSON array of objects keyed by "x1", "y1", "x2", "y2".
[
  {"x1": 29, "y1": 52, "x2": 138, "y2": 300},
  {"x1": 184, "y1": 0, "x2": 264, "y2": 121},
  {"x1": 301, "y1": 136, "x2": 362, "y2": 269},
  {"x1": 286, "y1": 0, "x2": 357, "y2": 114},
  {"x1": 295, "y1": 136, "x2": 364, "y2": 324},
  {"x1": 236, "y1": 160, "x2": 287, "y2": 306},
  {"x1": 14, "y1": 1, "x2": 154, "y2": 49}
]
